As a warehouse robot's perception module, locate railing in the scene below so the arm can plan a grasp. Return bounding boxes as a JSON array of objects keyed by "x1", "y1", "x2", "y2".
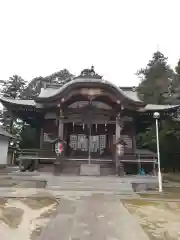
[
  {"x1": 17, "y1": 149, "x2": 157, "y2": 163},
  {"x1": 16, "y1": 148, "x2": 157, "y2": 174},
  {"x1": 121, "y1": 152, "x2": 157, "y2": 163},
  {"x1": 17, "y1": 149, "x2": 56, "y2": 170},
  {"x1": 17, "y1": 149, "x2": 56, "y2": 158}
]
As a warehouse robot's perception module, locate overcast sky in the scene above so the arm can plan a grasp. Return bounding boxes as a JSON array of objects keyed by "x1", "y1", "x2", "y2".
[{"x1": 0, "y1": 0, "x2": 180, "y2": 86}]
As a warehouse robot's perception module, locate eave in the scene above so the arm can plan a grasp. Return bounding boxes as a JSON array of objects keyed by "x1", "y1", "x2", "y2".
[
  {"x1": 138, "y1": 104, "x2": 180, "y2": 112},
  {"x1": 0, "y1": 97, "x2": 36, "y2": 108}
]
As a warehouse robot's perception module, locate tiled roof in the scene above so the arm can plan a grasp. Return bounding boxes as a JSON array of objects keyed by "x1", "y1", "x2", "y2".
[
  {"x1": 0, "y1": 97, "x2": 35, "y2": 106},
  {"x1": 0, "y1": 82, "x2": 179, "y2": 112},
  {"x1": 38, "y1": 87, "x2": 60, "y2": 98},
  {"x1": 142, "y1": 104, "x2": 180, "y2": 111},
  {"x1": 39, "y1": 86, "x2": 141, "y2": 102},
  {"x1": 38, "y1": 78, "x2": 143, "y2": 103},
  {"x1": 122, "y1": 89, "x2": 140, "y2": 102},
  {"x1": 0, "y1": 96, "x2": 179, "y2": 111}
]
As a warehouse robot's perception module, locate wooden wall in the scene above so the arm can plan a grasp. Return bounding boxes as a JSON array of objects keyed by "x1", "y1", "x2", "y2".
[{"x1": 120, "y1": 120, "x2": 136, "y2": 159}]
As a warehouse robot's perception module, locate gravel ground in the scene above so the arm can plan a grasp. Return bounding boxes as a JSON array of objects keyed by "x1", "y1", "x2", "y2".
[{"x1": 123, "y1": 199, "x2": 180, "y2": 240}]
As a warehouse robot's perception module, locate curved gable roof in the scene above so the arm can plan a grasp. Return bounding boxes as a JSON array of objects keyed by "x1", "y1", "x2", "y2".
[{"x1": 36, "y1": 78, "x2": 144, "y2": 107}]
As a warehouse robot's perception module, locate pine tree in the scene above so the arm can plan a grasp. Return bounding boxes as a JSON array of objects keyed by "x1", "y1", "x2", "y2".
[
  {"x1": 137, "y1": 51, "x2": 173, "y2": 104},
  {"x1": 22, "y1": 69, "x2": 74, "y2": 99},
  {"x1": 2, "y1": 75, "x2": 27, "y2": 99},
  {"x1": 0, "y1": 75, "x2": 27, "y2": 134}
]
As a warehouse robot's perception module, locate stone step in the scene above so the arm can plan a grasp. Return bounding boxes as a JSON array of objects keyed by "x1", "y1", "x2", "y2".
[
  {"x1": 8, "y1": 171, "x2": 40, "y2": 176},
  {"x1": 47, "y1": 184, "x2": 132, "y2": 188},
  {"x1": 47, "y1": 175, "x2": 127, "y2": 183},
  {"x1": 46, "y1": 187, "x2": 133, "y2": 194},
  {"x1": 46, "y1": 180, "x2": 134, "y2": 193},
  {"x1": 0, "y1": 166, "x2": 20, "y2": 173},
  {"x1": 47, "y1": 182, "x2": 132, "y2": 187}
]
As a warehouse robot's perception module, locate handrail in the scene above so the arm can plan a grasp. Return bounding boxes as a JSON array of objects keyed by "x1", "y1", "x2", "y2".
[
  {"x1": 17, "y1": 149, "x2": 157, "y2": 161},
  {"x1": 18, "y1": 149, "x2": 54, "y2": 155}
]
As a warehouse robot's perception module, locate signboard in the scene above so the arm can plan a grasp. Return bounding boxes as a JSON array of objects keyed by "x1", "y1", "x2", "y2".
[{"x1": 80, "y1": 88, "x2": 102, "y2": 96}]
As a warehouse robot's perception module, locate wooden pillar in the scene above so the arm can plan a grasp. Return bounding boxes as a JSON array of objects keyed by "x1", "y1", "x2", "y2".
[
  {"x1": 115, "y1": 113, "x2": 121, "y2": 142},
  {"x1": 137, "y1": 154, "x2": 141, "y2": 174},
  {"x1": 40, "y1": 127, "x2": 43, "y2": 149},
  {"x1": 35, "y1": 119, "x2": 43, "y2": 170},
  {"x1": 58, "y1": 109, "x2": 64, "y2": 140},
  {"x1": 55, "y1": 109, "x2": 65, "y2": 174},
  {"x1": 115, "y1": 116, "x2": 120, "y2": 173}
]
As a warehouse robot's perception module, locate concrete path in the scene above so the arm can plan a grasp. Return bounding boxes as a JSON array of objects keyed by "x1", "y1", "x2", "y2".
[{"x1": 39, "y1": 193, "x2": 149, "y2": 240}]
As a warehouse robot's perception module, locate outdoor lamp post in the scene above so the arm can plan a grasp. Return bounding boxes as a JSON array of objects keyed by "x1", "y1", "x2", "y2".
[{"x1": 153, "y1": 111, "x2": 163, "y2": 192}]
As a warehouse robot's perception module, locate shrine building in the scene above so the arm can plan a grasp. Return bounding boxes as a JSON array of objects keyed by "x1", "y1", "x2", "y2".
[{"x1": 0, "y1": 67, "x2": 179, "y2": 175}]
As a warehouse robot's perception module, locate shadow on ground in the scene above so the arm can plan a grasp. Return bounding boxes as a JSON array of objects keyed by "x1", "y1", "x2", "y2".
[{"x1": 0, "y1": 194, "x2": 58, "y2": 240}]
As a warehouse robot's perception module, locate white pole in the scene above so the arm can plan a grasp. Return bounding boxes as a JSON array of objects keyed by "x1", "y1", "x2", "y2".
[{"x1": 155, "y1": 118, "x2": 163, "y2": 192}]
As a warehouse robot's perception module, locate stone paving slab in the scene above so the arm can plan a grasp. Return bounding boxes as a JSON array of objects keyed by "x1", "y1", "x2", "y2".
[{"x1": 38, "y1": 193, "x2": 150, "y2": 240}]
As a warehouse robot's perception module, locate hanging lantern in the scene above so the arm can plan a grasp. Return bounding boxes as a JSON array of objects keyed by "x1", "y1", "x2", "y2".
[{"x1": 55, "y1": 140, "x2": 64, "y2": 156}]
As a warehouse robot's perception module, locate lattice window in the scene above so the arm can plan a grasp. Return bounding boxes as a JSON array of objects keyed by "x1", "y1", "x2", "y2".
[{"x1": 99, "y1": 135, "x2": 106, "y2": 155}]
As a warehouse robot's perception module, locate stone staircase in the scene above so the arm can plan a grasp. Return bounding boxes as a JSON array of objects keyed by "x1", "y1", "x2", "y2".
[{"x1": 46, "y1": 175, "x2": 135, "y2": 195}]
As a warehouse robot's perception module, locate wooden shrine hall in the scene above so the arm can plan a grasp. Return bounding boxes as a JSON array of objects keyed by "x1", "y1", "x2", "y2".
[{"x1": 0, "y1": 67, "x2": 179, "y2": 175}]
